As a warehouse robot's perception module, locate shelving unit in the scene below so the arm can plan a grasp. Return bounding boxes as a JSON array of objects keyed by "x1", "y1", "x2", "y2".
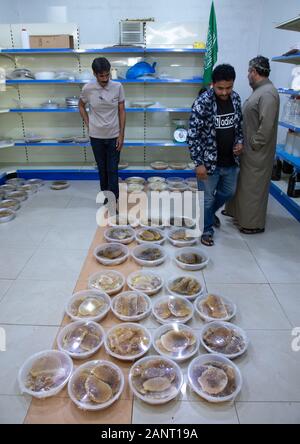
[
  {"x1": 0, "y1": 24, "x2": 205, "y2": 180},
  {"x1": 272, "y1": 15, "x2": 300, "y2": 220}
]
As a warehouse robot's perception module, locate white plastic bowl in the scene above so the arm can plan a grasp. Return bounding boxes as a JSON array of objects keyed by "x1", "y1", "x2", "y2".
[
  {"x1": 127, "y1": 270, "x2": 164, "y2": 296},
  {"x1": 104, "y1": 323, "x2": 152, "y2": 361},
  {"x1": 18, "y1": 350, "x2": 73, "y2": 399},
  {"x1": 68, "y1": 360, "x2": 124, "y2": 411},
  {"x1": 104, "y1": 226, "x2": 136, "y2": 245},
  {"x1": 57, "y1": 320, "x2": 105, "y2": 359},
  {"x1": 94, "y1": 243, "x2": 129, "y2": 266},
  {"x1": 148, "y1": 182, "x2": 168, "y2": 192},
  {"x1": 131, "y1": 244, "x2": 167, "y2": 267},
  {"x1": 187, "y1": 354, "x2": 242, "y2": 403},
  {"x1": 129, "y1": 355, "x2": 183, "y2": 404},
  {"x1": 66, "y1": 289, "x2": 111, "y2": 322},
  {"x1": 167, "y1": 227, "x2": 198, "y2": 247},
  {"x1": 88, "y1": 270, "x2": 125, "y2": 296},
  {"x1": 166, "y1": 275, "x2": 204, "y2": 301},
  {"x1": 125, "y1": 176, "x2": 145, "y2": 185},
  {"x1": 147, "y1": 176, "x2": 166, "y2": 184},
  {"x1": 152, "y1": 295, "x2": 194, "y2": 325},
  {"x1": 111, "y1": 291, "x2": 152, "y2": 322},
  {"x1": 153, "y1": 323, "x2": 199, "y2": 362},
  {"x1": 139, "y1": 218, "x2": 166, "y2": 230},
  {"x1": 194, "y1": 293, "x2": 237, "y2": 322},
  {"x1": 175, "y1": 247, "x2": 209, "y2": 271},
  {"x1": 136, "y1": 227, "x2": 166, "y2": 245},
  {"x1": 200, "y1": 321, "x2": 249, "y2": 359},
  {"x1": 35, "y1": 71, "x2": 55, "y2": 80}
]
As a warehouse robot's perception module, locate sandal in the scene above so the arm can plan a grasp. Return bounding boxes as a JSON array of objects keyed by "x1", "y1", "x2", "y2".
[
  {"x1": 239, "y1": 227, "x2": 265, "y2": 234},
  {"x1": 213, "y1": 215, "x2": 221, "y2": 228},
  {"x1": 221, "y1": 210, "x2": 233, "y2": 217},
  {"x1": 201, "y1": 234, "x2": 214, "y2": 246}
]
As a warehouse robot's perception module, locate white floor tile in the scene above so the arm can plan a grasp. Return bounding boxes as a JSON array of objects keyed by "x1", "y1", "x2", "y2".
[
  {"x1": 132, "y1": 398, "x2": 239, "y2": 424},
  {"x1": 0, "y1": 395, "x2": 30, "y2": 424},
  {"x1": 0, "y1": 249, "x2": 35, "y2": 280},
  {"x1": 39, "y1": 226, "x2": 95, "y2": 251},
  {"x1": 271, "y1": 284, "x2": 300, "y2": 328},
  {"x1": 18, "y1": 248, "x2": 87, "y2": 281},
  {"x1": 205, "y1": 284, "x2": 291, "y2": 330},
  {"x1": 0, "y1": 280, "x2": 13, "y2": 303},
  {"x1": 236, "y1": 330, "x2": 300, "y2": 402},
  {"x1": 0, "y1": 223, "x2": 50, "y2": 249},
  {"x1": 0, "y1": 324, "x2": 58, "y2": 395},
  {"x1": 0, "y1": 280, "x2": 74, "y2": 326},
  {"x1": 236, "y1": 402, "x2": 300, "y2": 424}
]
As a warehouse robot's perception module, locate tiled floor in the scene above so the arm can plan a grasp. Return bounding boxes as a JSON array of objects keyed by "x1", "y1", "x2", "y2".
[{"x1": 0, "y1": 181, "x2": 300, "y2": 424}]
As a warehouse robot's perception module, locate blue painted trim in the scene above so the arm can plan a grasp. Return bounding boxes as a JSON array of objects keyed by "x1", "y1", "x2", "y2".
[
  {"x1": 276, "y1": 146, "x2": 300, "y2": 171},
  {"x1": 145, "y1": 48, "x2": 206, "y2": 53},
  {"x1": 15, "y1": 141, "x2": 188, "y2": 147},
  {"x1": 10, "y1": 107, "x2": 191, "y2": 113},
  {"x1": 278, "y1": 88, "x2": 300, "y2": 96},
  {"x1": 7, "y1": 78, "x2": 203, "y2": 85},
  {"x1": 270, "y1": 182, "x2": 300, "y2": 222},
  {"x1": 272, "y1": 54, "x2": 300, "y2": 63},
  {"x1": 278, "y1": 121, "x2": 300, "y2": 132},
  {"x1": 0, "y1": 48, "x2": 206, "y2": 55}
]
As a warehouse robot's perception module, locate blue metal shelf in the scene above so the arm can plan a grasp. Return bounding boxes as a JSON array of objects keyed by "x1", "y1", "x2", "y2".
[
  {"x1": 9, "y1": 107, "x2": 191, "y2": 113},
  {"x1": 14, "y1": 141, "x2": 188, "y2": 147},
  {"x1": 0, "y1": 47, "x2": 206, "y2": 55},
  {"x1": 278, "y1": 121, "x2": 300, "y2": 132},
  {"x1": 276, "y1": 145, "x2": 300, "y2": 171},
  {"x1": 272, "y1": 54, "x2": 300, "y2": 64},
  {"x1": 6, "y1": 78, "x2": 203, "y2": 85},
  {"x1": 270, "y1": 182, "x2": 300, "y2": 222},
  {"x1": 278, "y1": 88, "x2": 300, "y2": 96}
]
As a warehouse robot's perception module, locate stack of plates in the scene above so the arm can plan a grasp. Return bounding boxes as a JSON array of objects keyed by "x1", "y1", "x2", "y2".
[{"x1": 65, "y1": 96, "x2": 79, "y2": 108}]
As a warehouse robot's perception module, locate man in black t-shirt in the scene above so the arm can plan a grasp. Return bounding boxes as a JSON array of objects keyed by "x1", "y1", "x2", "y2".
[{"x1": 188, "y1": 64, "x2": 243, "y2": 246}]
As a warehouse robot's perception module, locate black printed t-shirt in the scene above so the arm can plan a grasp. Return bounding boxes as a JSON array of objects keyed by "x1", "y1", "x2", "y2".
[{"x1": 215, "y1": 97, "x2": 236, "y2": 167}]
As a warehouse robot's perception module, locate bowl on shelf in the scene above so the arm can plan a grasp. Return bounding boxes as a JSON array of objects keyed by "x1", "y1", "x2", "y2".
[{"x1": 35, "y1": 71, "x2": 55, "y2": 80}]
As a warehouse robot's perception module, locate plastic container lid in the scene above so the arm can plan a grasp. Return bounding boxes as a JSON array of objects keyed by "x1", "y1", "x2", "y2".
[
  {"x1": 153, "y1": 323, "x2": 199, "y2": 362},
  {"x1": 131, "y1": 243, "x2": 167, "y2": 267},
  {"x1": 66, "y1": 289, "x2": 111, "y2": 322},
  {"x1": 104, "y1": 323, "x2": 152, "y2": 361},
  {"x1": 18, "y1": 350, "x2": 73, "y2": 399},
  {"x1": 194, "y1": 293, "x2": 237, "y2": 322},
  {"x1": 57, "y1": 320, "x2": 105, "y2": 359},
  {"x1": 88, "y1": 270, "x2": 125, "y2": 296},
  {"x1": 111, "y1": 291, "x2": 152, "y2": 322},
  {"x1": 200, "y1": 321, "x2": 248, "y2": 359},
  {"x1": 136, "y1": 227, "x2": 166, "y2": 245},
  {"x1": 175, "y1": 247, "x2": 209, "y2": 271},
  {"x1": 187, "y1": 354, "x2": 242, "y2": 403},
  {"x1": 166, "y1": 275, "x2": 204, "y2": 300},
  {"x1": 152, "y1": 295, "x2": 194, "y2": 324},
  {"x1": 127, "y1": 270, "x2": 164, "y2": 296},
  {"x1": 167, "y1": 227, "x2": 198, "y2": 247},
  {"x1": 68, "y1": 360, "x2": 124, "y2": 410},
  {"x1": 93, "y1": 243, "x2": 129, "y2": 266},
  {"x1": 104, "y1": 226, "x2": 136, "y2": 244},
  {"x1": 129, "y1": 355, "x2": 183, "y2": 404}
]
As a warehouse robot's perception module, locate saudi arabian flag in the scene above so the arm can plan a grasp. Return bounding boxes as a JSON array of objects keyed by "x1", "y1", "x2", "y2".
[{"x1": 203, "y1": 2, "x2": 218, "y2": 85}]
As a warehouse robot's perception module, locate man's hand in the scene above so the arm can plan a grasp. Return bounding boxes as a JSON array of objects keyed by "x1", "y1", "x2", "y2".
[
  {"x1": 233, "y1": 143, "x2": 243, "y2": 156},
  {"x1": 116, "y1": 135, "x2": 124, "y2": 152},
  {"x1": 196, "y1": 165, "x2": 208, "y2": 181}
]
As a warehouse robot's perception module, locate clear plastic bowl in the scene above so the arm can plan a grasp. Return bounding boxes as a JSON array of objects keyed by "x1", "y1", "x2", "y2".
[
  {"x1": 111, "y1": 291, "x2": 152, "y2": 322},
  {"x1": 175, "y1": 247, "x2": 209, "y2": 271},
  {"x1": 166, "y1": 217, "x2": 196, "y2": 229},
  {"x1": 108, "y1": 214, "x2": 140, "y2": 228},
  {"x1": 187, "y1": 354, "x2": 242, "y2": 403},
  {"x1": 127, "y1": 270, "x2": 164, "y2": 296},
  {"x1": 166, "y1": 177, "x2": 183, "y2": 185},
  {"x1": 148, "y1": 182, "x2": 168, "y2": 192},
  {"x1": 136, "y1": 227, "x2": 166, "y2": 245},
  {"x1": 68, "y1": 360, "x2": 124, "y2": 411},
  {"x1": 104, "y1": 323, "x2": 152, "y2": 361},
  {"x1": 88, "y1": 270, "x2": 125, "y2": 296},
  {"x1": 57, "y1": 320, "x2": 105, "y2": 359},
  {"x1": 152, "y1": 295, "x2": 194, "y2": 324},
  {"x1": 6, "y1": 178, "x2": 26, "y2": 186},
  {"x1": 6, "y1": 190, "x2": 28, "y2": 202},
  {"x1": 27, "y1": 178, "x2": 45, "y2": 187},
  {"x1": 19, "y1": 184, "x2": 38, "y2": 194},
  {"x1": 127, "y1": 183, "x2": 144, "y2": 193},
  {"x1": 131, "y1": 244, "x2": 167, "y2": 267},
  {"x1": 200, "y1": 321, "x2": 249, "y2": 359},
  {"x1": 167, "y1": 227, "x2": 198, "y2": 247},
  {"x1": 93, "y1": 243, "x2": 129, "y2": 266},
  {"x1": 0, "y1": 209, "x2": 16, "y2": 223},
  {"x1": 153, "y1": 323, "x2": 199, "y2": 362},
  {"x1": 194, "y1": 293, "x2": 237, "y2": 322},
  {"x1": 66, "y1": 289, "x2": 111, "y2": 322},
  {"x1": 18, "y1": 350, "x2": 73, "y2": 399},
  {"x1": 0, "y1": 199, "x2": 21, "y2": 211},
  {"x1": 129, "y1": 355, "x2": 183, "y2": 404},
  {"x1": 166, "y1": 275, "x2": 204, "y2": 301},
  {"x1": 125, "y1": 176, "x2": 145, "y2": 185},
  {"x1": 147, "y1": 176, "x2": 166, "y2": 184},
  {"x1": 168, "y1": 183, "x2": 189, "y2": 192},
  {"x1": 104, "y1": 226, "x2": 136, "y2": 245},
  {"x1": 139, "y1": 217, "x2": 166, "y2": 230}
]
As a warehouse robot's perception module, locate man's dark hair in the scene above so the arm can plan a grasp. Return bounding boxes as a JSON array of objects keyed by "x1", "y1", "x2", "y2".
[
  {"x1": 212, "y1": 64, "x2": 236, "y2": 83},
  {"x1": 92, "y1": 57, "x2": 111, "y2": 74},
  {"x1": 249, "y1": 55, "x2": 270, "y2": 77}
]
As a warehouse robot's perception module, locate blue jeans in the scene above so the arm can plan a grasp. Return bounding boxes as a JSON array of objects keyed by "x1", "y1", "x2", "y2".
[
  {"x1": 198, "y1": 166, "x2": 238, "y2": 236},
  {"x1": 90, "y1": 137, "x2": 120, "y2": 201}
]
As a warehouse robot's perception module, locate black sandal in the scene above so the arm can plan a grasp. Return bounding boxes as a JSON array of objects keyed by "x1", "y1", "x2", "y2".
[
  {"x1": 221, "y1": 210, "x2": 233, "y2": 217},
  {"x1": 201, "y1": 234, "x2": 214, "y2": 246},
  {"x1": 239, "y1": 227, "x2": 265, "y2": 234},
  {"x1": 213, "y1": 215, "x2": 221, "y2": 228}
]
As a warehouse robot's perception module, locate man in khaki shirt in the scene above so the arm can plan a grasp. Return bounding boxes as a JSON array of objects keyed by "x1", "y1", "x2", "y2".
[{"x1": 79, "y1": 57, "x2": 126, "y2": 205}]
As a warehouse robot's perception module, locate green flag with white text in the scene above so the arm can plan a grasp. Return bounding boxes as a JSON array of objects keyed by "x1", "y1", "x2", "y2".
[{"x1": 203, "y1": 2, "x2": 218, "y2": 85}]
